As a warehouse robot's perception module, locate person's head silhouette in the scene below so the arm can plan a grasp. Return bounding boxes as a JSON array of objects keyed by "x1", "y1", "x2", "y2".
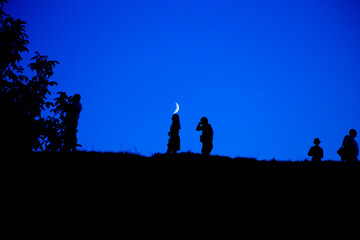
[
  {"x1": 349, "y1": 129, "x2": 357, "y2": 138},
  {"x1": 313, "y1": 138, "x2": 321, "y2": 146},
  {"x1": 172, "y1": 113, "x2": 179, "y2": 121},
  {"x1": 73, "y1": 94, "x2": 81, "y2": 103},
  {"x1": 200, "y1": 117, "x2": 208, "y2": 124}
]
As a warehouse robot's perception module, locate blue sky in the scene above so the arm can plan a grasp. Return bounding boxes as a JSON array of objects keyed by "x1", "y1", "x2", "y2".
[{"x1": 5, "y1": 0, "x2": 360, "y2": 160}]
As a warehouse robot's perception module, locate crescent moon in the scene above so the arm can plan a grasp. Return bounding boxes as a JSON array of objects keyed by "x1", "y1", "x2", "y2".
[{"x1": 173, "y1": 102, "x2": 180, "y2": 114}]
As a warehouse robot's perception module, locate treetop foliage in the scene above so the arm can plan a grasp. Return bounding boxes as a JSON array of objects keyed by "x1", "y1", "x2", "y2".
[{"x1": 1, "y1": 0, "x2": 77, "y2": 152}]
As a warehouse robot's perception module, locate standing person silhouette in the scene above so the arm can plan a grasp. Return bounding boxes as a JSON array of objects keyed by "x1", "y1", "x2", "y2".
[
  {"x1": 63, "y1": 94, "x2": 82, "y2": 152},
  {"x1": 308, "y1": 138, "x2": 323, "y2": 163},
  {"x1": 341, "y1": 129, "x2": 358, "y2": 163},
  {"x1": 166, "y1": 114, "x2": 181, "y2": 154},
  {"x1": 196, "y1": 117, "x2": 213, "y2": 156}
]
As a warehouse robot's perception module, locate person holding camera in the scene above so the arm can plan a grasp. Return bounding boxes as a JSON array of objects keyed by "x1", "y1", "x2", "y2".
[{"x1": 196, "y1": 117, "x2": 213, "y2": 156}]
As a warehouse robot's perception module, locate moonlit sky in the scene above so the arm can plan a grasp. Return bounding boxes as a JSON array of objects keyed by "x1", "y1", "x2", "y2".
[{"x1": 5, "y1": 0, "x2": 360, "y2": 160}]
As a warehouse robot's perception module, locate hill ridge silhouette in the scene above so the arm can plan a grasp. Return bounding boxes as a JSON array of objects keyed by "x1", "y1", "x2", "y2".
[
  {"x1": 7, "y1": 150, "x2": 358, "y2": 166},
  {"x1": 4, "y1": 151, "x2": 359, "y2": 197}
]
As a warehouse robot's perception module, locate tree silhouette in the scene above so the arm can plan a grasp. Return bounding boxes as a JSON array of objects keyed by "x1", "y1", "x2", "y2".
[
  {"x1": 0, "y1": 0, "x2": 76, "y2": 152},
  {"x1": 39, "y1": 91, "x2": 77, "y2": 152}
]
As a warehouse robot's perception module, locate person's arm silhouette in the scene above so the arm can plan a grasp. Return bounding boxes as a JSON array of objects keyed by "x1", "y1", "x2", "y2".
[{"x1": 196, "y1": 122, "x2": 203, "y2": 131}]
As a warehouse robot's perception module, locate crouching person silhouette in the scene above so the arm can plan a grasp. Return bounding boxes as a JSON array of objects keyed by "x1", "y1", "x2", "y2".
[
  {"x1": 196, "y1": 117, "x2": 213, "y2": 156},
  {"x1": 308, "y1": 138, "x2": 323, "y2": 163},
  {"x1": 63, "y1": 94, "x2": 82, "y2": 152},
  {"x1": 166, "y1": 114, "x2": 181, "y2": 154}
]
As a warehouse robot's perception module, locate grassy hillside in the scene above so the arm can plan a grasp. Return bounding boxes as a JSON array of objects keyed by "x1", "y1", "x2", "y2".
[
  {"x1": 4, "y1": 151, "x2": 358, "y2": 189},
  {"x1": 14, "y1": 150, "x2": 355, "y2": 166},
  {"x1": 3, "y1": 151, "x2": 358, "y2": 215}
]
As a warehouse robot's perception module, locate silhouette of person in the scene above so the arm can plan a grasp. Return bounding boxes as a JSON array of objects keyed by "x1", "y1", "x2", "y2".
[
  {"x1": 63, "y1": 94, "x2": 82, "y2": 151},
  {"x1": 196, "y1": 117, "x2": 213, "y2": 156},
  {"x1": 341, "y1": 129, "x2": 358, "y2": 163},
  {"x1": 166, "y1": 114, "x2": 181, "y2": 154},
  {"x1": 308, "y1": 138, "x2": 323, "y2": 163}
]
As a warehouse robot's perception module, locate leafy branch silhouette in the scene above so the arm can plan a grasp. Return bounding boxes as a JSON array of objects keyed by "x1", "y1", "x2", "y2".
[{"x1": 0, "y1": 0, "x2": 78, "y2": 152}]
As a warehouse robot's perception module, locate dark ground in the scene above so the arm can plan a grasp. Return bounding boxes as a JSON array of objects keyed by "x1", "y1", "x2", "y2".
[
  {"x1": 2, "y1": 151, "x2": 358, "y2": 233},
  {"x1": 3, "y1": 151, "x2": 358, "y2": 194}
]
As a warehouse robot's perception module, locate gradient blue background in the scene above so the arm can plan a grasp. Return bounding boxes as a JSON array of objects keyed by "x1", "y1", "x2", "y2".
[{"x1": 5, "y1": 0, "x2": 360, "y2": 160}]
